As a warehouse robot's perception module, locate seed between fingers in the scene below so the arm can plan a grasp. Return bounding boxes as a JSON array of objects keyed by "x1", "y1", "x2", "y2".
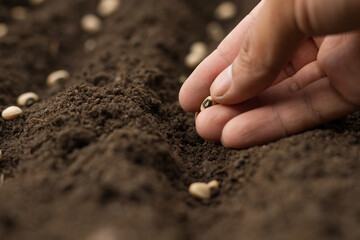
[{"x1": 200, "y1": 96, "x2": 218, "y2": 112}]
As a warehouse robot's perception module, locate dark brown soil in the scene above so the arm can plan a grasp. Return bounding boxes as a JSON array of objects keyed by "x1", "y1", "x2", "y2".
[{"x1": 1, "y1": 0, "x2": 360, "y2": 239}]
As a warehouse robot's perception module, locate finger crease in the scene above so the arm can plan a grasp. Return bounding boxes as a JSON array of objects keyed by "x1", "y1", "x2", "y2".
[
  {"x1": 272, "y1": 104, "x2": 289, "y2": 137},
  {"x1": 287, "y1": 76, "x2": 302, "y2": 93},
  {"x1": 303, "y1": 91, "x2": 324, "y2": 125}
]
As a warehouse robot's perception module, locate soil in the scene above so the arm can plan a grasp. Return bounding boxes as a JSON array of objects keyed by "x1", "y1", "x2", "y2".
[{"x1": 0, "y1": 0, "x2": 360, "y2": 240}]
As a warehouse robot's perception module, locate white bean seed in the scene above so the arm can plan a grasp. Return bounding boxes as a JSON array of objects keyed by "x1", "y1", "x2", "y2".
[
  {"x1": 17, "y1": 92, "x2": 39, "y2": 107},
  {"x1": 11, "y1": 6, "x2": 27, "y2": 21},
  {"x1": 97, "y1": 0, "x2": 121, "y2": 17},
  {"x1": 206, "y1": 21, "x2": 225, "y2": 42},
  {"x1": 0, "y1": 23, "x2": 8, "y2": 38},
  {"x1": 84, "y1": 39, "x2": 97, "y2": 53},
  {"x1": 189, "y1": 182, "x2": 211, "y2": 200},
  {"x1": 207, "y1": 180, "x2": 220, "y2": 189},
  {"x1": 185, "y1": 41, "x2": 208, "y2": 69},
  {"x1": 81, "y1": 14, "x2": 102, "y2": 34},
  {"x1": 2, "y1": 106, "x2": 23, "y2": 120},
  {"x1": 215, "y1": 2, "x2": 237, "y2": 20},
  {"x1": 46, "y1": 70, "x2": 70, "y2": 86}
]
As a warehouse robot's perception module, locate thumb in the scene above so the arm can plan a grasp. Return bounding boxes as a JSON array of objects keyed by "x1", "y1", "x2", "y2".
[{"x1": 210, "y1": 0, "x2": 360, "y2": 105}]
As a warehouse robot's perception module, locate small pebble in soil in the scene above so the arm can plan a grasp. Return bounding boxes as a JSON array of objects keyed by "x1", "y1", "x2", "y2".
[
  {"x1": 29, "y1": 0, "x2": 46, "y2": 5},
  {"x1": 185, "y1": 41, "x2": 208, "y2": 69},
  {"x1": 97, "y1": 0, "x2": 121, "y2": 17},
  {"x1": 0, "y1": 23, "x2": 8, "y2": 38},
  {"x1": 215, "y1": 2, "x2": 237, "y2": 20},
  {"x1": 2, "y1": 106, "x2": 23, "y2": 120},
  {"x1": 189, "y1": 180, "x2": 220, "y2": 200},
  {"x1": 84, "y1": 38, "x2": 97, "y2": 52},
  {"x1": 47, "y1": 70, "x2": 70, "y2": 86},
  {"x1": 11, "y1": 6, "x2": 27, "y2": 21},
  {"x1": 81, "y1": 14, "x2": 102, "y2": 34},
  {"x1": 200, "y1": 96, "x2": 218, "y2": 111},
  {"x1": 206, "y1": 21, "x2": 226, "y2": 42},
  {"x1": 17, "y1": 92, "x2": 40, "y2": 107}
]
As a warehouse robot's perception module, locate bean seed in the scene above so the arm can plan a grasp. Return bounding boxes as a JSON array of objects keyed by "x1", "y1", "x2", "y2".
[
  {"x1": 29, "y1": 0, "x2": 45, "y2": 5},
  {"x1": 215, "y1": 2, "x2": 237, "y2": 20},
  {"x1": 11, "y1": 6, "x2": 27, "y2": 21},
  {"x1": 0, "y1": 24, "x2": 8, "y2": 38},
  {"x1": 84, "y1": 39, "x2": 97, "y2": 52},
  {"x1": 81, "y1": 14, "x2": 102, "y2": 34},
  {"x1": 0, "y1": 173, "x2": 3, "y2": 186},
  {"x1": 17, "y1": 92, "x2": 39, "y2": 107},
  {"x1": 97, "y1": 0, "x2": 120, "y2": 17},
  {"x1": 200, "y1": 96, "x2": 218, "y2": 111},
  {"x1": 207, "y1": 180, "x2": 220, "y2": 189},
  {"x1": 189, "y1": 182, "x2": 211, "y2": 200},
  {"x1": 2, "y1": 106, "x2": 23, "y2": 120},
  {"x1": 206, "y1": 21, "x2": 225, "y2": 42},
  {"x1": 47, "y1": 70, "x2": 70, "y2": 86},
  {"x1": 185, "y1": 41, "x2": 208, "y2": 69}
]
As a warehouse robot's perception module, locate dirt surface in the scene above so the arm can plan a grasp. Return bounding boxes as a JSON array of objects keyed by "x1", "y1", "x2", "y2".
[{"x1": 0, "y1": 0, "x2": 360, "y2": 239}]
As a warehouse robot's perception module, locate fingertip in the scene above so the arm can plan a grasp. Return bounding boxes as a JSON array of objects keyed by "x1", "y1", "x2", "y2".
[
  {"x1": 178, "y1": 81, "x2": 199, "y2": 112},
  {"x1": 195, "y1": 110, "x2": 222, "y2": 142}
]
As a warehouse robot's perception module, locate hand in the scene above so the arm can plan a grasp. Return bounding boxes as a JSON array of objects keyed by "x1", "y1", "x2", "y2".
[{"x1": 179, "y1": 0, "x2": 360, "y2": 148}]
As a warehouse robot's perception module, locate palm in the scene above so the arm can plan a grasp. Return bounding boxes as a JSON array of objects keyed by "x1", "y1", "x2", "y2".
[{"x1": 180, "y1": 32, "x2": 360, "y2": 148}]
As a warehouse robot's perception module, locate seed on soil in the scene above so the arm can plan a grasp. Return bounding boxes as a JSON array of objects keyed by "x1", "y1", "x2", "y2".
[
  {"x1": 17, "y1": 92, "x2": 39, "y2": 107},
  {"x1": 200, "y1": 96, "x2": 218, "y2": 111},
  {"x1": 81, "y1": 14, "x2": 102, "y2": 34},
  {"x1": 189, "y1": 182, "x2": 211, "y2": 200},
  {"x1": 84, "y1": 39, "x2": 97, "y2": 52},
  {"x1": 11, "y1": 6, "x2": 27, "y2": 21},
  {"x1": 0, "y1": 173, "x2": 3, "y2": 186},
  {"x1": 206, "y1": 21, "x2": 225, "y2": 42},
  {"x1": 29, "y1": 0, "x2": 46, "y2": 5},
  {"x1": 2, "y1": 106, "x2": 23, "y2": 120},
  {"x1": 215, "y1": 2, "x2": 237, "y2": 20},
  {"x1": 46, "y1": 70, "x2": 70, "y2": 86},
  {"x1": 185, "y1": 41, "x2": 208, "y2": 69},
  {"x1": 207, "y1": 180, "x2": 220, "y2": 189},
  {"x1": 0, "y1": 23, "x2": 8, "y2": 38},
  {"x1": 179, "y1": 75, "x2": 187, "y2": 84},
  {"x1": 97, "y1": 0, "x2": 121, "y2": 17}
]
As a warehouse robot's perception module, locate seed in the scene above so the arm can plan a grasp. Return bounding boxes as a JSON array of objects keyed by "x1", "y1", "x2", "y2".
[
  {"x1": 2, "y1": 106, "x2": 23, "y2": 120},
  {"x1": 11, "y1": 6, "x2": 27, "y2": 21},
  {"x1": 17, "y1": 92, "x2": 39, "y2": 107},
  {"x1": 97, "y1": 0, "x2": 121, "y2": 17},
  {"x1": 200, "y1": 96, "x2": 218, "y2": 111},
  {"x1": 29, "y1": 0, "x2": 45, "y2": 5},
  {"x1": 84, "y1": 39, "x2": 97, "y2": 52},
  {"x1": 206, "y1": 21, "x2": 225, "y2": 42},
  {"x1": 81, "y1": 14, "x2": 102, "y2": 34},
  {"x1": 0, "y1": 23, "x2": 8, "y2": 38},
  {"x1": 46, "y1": 70, "x2": 70, "y2": 86},
  {"x1": 215, "y1": 2, "x2": 237, "y2": 20},
  {"x1": 185, "y1": 41, "x2": 208, "y2": 69},
  {"x1": 207, "y1": 180, "x2": 220, "y2": 189},
  {"x1": 189, "y1": 182, "x2": 211, "y2": 200},
  {"x1": 179, "y1": 75, "x2": 187, "y2": 84}
]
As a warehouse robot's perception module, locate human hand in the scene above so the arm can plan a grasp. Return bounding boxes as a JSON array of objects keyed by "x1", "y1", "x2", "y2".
[{"x1": 179, "y1": 0, "x2": 360, "y2": 148}]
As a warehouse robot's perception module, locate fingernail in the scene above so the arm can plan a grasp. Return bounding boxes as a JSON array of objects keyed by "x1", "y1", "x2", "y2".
[{"x1": 210, "y1": 64, "x2": 233, "y2": 97}]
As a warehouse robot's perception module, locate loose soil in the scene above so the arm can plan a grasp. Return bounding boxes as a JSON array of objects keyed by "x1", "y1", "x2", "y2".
[{"x1": 1, "y1": 0, "x2": 360, "y2": 240}]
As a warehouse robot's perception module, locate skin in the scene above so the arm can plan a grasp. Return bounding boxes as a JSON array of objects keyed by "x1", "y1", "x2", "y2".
[{"x1": 179, "y1": 0, "x2": 360, "y2": 148}]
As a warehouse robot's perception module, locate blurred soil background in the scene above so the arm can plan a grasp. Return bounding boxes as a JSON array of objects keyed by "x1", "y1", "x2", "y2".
[{"x1": 0, "y1": 0, "x2": 360, "y2": 239}]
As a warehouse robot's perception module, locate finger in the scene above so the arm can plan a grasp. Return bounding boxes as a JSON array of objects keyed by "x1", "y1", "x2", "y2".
[
  {"x1": 210, "y1": 0, "x2": 360, "y2": 105},
  {"x1": 179, "y1": 2, "x2": 263, "y2": 112},
  {"x1": 196, "y1": 60, "x2": 325, "y2": 141},
  {"x1": 221, "y1": 78, "x2": 357, "y2": 148}
]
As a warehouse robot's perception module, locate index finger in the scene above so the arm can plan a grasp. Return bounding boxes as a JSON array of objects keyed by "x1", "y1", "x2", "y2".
[{"x1": 179, "y1": 1, "x2": 262, "y2": 112}]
